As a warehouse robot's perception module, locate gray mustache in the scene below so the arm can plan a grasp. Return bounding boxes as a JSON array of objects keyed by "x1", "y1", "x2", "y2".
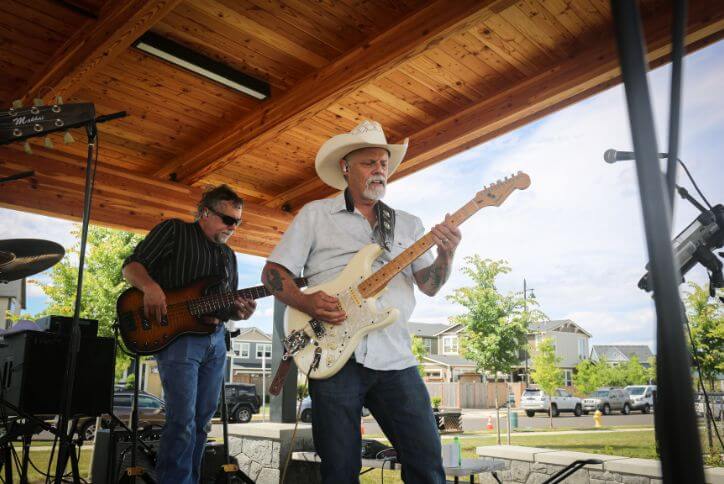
[{"x1": 366, "y1": 176, "x2": 386, "y2": 187}]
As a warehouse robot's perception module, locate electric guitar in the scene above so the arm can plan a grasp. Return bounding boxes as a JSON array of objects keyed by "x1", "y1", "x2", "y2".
[
  {"x1": 117, "y1": 275, "x2": 307, "y2": 354},
  {"x1": 282, "y1": 172, "x2": 531, "y2": 379}
]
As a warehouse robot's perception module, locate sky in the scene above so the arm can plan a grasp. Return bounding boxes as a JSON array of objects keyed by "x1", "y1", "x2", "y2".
[{"x1": 2, "y1": 41, "x2": 723, "y2": 353}]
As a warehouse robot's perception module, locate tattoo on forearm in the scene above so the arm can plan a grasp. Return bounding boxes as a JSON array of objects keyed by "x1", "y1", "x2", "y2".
[{"x1": 265, "y1": 269, "x2": 284, "y2": 294}]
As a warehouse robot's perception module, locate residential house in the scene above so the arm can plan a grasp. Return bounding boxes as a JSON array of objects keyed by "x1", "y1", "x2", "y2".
[
  {"x1": 590, "y1": 344, "x2": 654, "y2": 366},
  {"x1": 408, "y1": 322, "x2": 480, "y2": 383},
  {"x1": 229, "y1": 327, "x2": 273, "y2": 389},
  {"x1": 522, "y1": 319, "x2": 592, "y2": 386},
  {"x1": 0, "y1": 279, "x2": 25, "y2": 330}
]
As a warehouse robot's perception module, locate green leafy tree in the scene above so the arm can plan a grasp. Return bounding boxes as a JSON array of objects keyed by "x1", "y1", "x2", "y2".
[
  {"x1": 684, "y1": 282, "x2": 723, "y2": 391},
  {"x1": 573, "y1": 359, "x2": 607, "y2": 396},
  {"x1": 530, "y1": 337, "x2": 563, "y2": 428},
  {"x1": 411, "y1": 336, "x2": 429, "y2": 378},
  {"x1": 619, "y1": 356, "x2": 650, "y2": 385},
  {"x1": 448, "y1": 256, "x2": 545, "y2": 442},
  {"x1": 36, "y1": 225, "x2": 143, "y2": 378}
]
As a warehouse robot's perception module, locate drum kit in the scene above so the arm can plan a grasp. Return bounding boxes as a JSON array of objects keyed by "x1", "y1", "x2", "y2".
[{"x1": 0, "y1": 238, "x2": 65, "y2": 283}]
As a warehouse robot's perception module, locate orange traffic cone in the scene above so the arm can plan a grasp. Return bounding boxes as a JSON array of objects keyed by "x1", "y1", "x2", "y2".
[{"x1": 486, "y1": 415, "x2": 493, "y2": 430}]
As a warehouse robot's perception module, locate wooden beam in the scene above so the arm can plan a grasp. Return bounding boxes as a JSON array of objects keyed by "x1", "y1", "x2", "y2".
[
  {"x1": 396, "y1": 0, "x2": 724, "y2": 177},
  {"x1": 0, "y1": 145, "x2": 291, "y2": 257},
  {"x1": 15, "y1": 0, "x2": 182, "y2": 105},
  {"x1": 266, "y1": 0, "x2": 724, "y2": 211},
  {"x1": 154, "y1": 0, "x2": 500, "y2": 184}
]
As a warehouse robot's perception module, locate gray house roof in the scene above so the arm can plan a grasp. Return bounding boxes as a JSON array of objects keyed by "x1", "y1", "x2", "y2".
[
  {"x1": 423, "y1": 354, "x2": 476, "y2": 367},
  {"x1": 591, "y1": 345, "x2": 654, "y2": 363},
  {"x1": 529, "y1": 319, "x2": 592, "y2": 338},
  {"x1": 407, "y1": 322, "x2": 451, "y2": 338}
]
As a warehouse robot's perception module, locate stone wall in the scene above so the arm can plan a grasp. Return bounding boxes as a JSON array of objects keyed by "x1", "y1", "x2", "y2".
[
  {"x1": 226, "y1": 423, "x2": 320, "y2": 484},
  {"x1": 475, "y1": 445, "x2": 724, "y2": 484}
]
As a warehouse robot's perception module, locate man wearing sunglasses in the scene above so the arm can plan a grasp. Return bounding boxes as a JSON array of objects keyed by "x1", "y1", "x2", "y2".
[{"x1": 122, "y1": 184, "x2": 256, "y2": 484}]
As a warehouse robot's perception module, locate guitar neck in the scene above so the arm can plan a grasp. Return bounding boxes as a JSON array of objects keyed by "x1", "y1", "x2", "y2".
[
  {"x1": 358, "y1": 201, "x2": 479, "y2": 298},
  {"x1": 356, "y1": 172, "x2": 530, "y2": 299},
  {"x1": 191, "y1": 277, "x2": 307, "y2": 314}
]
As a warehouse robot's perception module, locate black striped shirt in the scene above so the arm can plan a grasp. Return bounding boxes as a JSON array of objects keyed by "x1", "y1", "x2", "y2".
[{"x1": 123, "y1": 219, "x2": 238, "y2": 321}]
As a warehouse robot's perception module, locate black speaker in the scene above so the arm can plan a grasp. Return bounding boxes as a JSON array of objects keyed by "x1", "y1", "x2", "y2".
[
  {"x1": 91, "y1": 428, "x2": 161, "y2": 483},
  {"x1": 201, "y1": 441, "x2": 239, "y2": 483},
  {"x1": 0, "y1": 330, "x2": 115, "y2": 416},
  {"x1": 91, "y1": 428, "x2": 234, "y2": 483},
  {"x1": 35, "y1": 314, "x2": 99, "y2": 338}
]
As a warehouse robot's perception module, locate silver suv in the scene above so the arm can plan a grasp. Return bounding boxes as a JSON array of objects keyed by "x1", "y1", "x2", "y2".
[
  {"x1": 521, "y1": 387, "x2": 582, "y2": 417},
  {"x1": 582, "y1": 388, "x2": 632, "y2": 415}
]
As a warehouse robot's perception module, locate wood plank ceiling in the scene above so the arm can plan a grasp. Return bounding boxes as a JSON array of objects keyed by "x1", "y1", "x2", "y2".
[{"x1": 1, "y1": 0, "x2": 723, "y2": 256}]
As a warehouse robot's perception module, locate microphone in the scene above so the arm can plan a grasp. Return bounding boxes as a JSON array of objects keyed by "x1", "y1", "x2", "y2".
[{"x1": 603, "y1": 149, "x2": 669, "y2": 163}]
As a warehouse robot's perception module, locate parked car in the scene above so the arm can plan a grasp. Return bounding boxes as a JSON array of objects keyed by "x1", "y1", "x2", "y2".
[
  {"x1": 582, "y1": 388, "x2": 632, "y2": 415},
  {"x1": 695, "y1": 392, "x2": 723, "y2": 421},
  {"x1": 520, "y1": 387, "x2": 582, "y2": 417},
  {"x1": 624, "y1": 385, "x2": 656, "y2": 413},
  {"x1": 76, "y1": 391, "x2": 166, "y2": 441},
  {"x1": 215, "y1": 383, "x2": 262, "y2": 423},
  {"x1": 298, "y1": 396, "x2": 370, "y2": 423}
]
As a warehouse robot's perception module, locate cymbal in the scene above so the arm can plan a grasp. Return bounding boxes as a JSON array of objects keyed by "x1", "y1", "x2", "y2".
[{"x1": 0, "y1": 239, "x2": 65, "y2": 282}]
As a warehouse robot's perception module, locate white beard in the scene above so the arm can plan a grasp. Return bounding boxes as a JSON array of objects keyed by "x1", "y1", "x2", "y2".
[{"x1": 363, "y1": 178, "x2": 386, "y2": 201}]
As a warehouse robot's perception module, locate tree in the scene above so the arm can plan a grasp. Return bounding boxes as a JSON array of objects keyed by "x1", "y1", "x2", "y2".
[
  {"x1": 448, "y1": 256, "x2": 545, "y2": 442},
  {"x1": 411, "y1": 336, "x2": 429, "y2": 378},
  {"x1": 573, "y1": 359, "x2": 607, "y2": 396},
  {"x1": 530, "y1": 337, "x2": 563, "y2": 428},
  {"x1": 684, "y1": 282, "x2": 723, "y2": 392},
  {"x1": 36, "y1": 225, "x2": 143, "y2": 378}
]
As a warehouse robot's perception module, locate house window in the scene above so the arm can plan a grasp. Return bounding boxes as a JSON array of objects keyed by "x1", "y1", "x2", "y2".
[
  {"x1": 234, "y1": 342, "x2": 250, "y2": 358},
  {"x1": 578, "y1": 339, "x2": 587, "y2": 359},
  {"x1": 425, "y1": 370, "x2": 442, "y2": 379},
  {"x1": 563, "y1": 369, "x2": 572, "y2": 386},
  {"x1": 256, "y1": 343, "x2": 272, "y2": 359},
  {"x1": 423, "y1": 338, "x2": 432, "y2": 355},
  {"x1": 442, "y1": 336, "x2": 458, "y2": 354}
]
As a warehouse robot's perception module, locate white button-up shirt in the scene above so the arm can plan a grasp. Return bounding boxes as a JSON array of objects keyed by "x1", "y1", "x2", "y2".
[{"x1": 268, "y1": 193, "x2": 436, "y2": 370}]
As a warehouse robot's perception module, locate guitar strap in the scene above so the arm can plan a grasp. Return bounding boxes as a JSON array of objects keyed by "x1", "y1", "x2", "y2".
[{"x1": 344, "y1": 188, "x2": 395, "y2": 251}]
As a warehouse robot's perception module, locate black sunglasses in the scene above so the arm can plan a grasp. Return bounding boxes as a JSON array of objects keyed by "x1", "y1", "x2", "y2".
[{"x1": 207, "y1": 206, "x2": 241, "y2": 227}]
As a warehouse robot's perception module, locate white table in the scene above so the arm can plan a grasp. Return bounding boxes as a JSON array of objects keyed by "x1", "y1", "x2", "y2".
[{"x1": 291, "y1": 452, "x2": 504, "y2": 483}]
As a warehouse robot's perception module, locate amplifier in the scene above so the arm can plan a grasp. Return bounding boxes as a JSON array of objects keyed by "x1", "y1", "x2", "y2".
[
  {"x1": 0, "y1": 330, "x2": 114, "y2": 416},
  {"x1": 35, "y1": 315, "x2": 98, "y2": 338},
  {"x1": 91, "y1": 428, "x2": 235, "y2": 483},
  {"x1": 91, "y1": 428, "x2": 161, "y2": 483}
]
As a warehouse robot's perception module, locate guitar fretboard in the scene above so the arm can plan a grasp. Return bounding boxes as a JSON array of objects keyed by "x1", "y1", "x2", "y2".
[
  {"x1": 188, "y1": 277, "x2": 307, "y2": 316},
  {"x1": 357, "y1": 174, "x2": 526, "y2": 298}
]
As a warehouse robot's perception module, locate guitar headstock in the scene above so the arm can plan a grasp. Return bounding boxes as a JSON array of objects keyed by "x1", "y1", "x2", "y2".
[
  {"x1": 473, "y1": 171, "x2": 531, "y2": 207},
  {"x1": 0, "y1": 100, "x2": 95, "y2": 149}
]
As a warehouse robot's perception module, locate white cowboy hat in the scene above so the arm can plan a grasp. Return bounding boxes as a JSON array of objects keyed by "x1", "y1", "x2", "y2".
[{"x1": 315, "y1": 120, "x2": 408, "y2": 190}]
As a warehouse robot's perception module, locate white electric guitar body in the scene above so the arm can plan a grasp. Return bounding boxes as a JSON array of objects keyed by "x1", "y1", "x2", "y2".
[{"x1": 283, "y1": 172, "x2": 531, "y2": 379}]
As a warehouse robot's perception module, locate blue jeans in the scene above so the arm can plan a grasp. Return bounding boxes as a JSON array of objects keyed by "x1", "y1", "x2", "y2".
[
  {"x1": 309, "y1": 360, "x2": 444, "y2": 484},
  {"x1": 155, "y1": 328, "x2": 226, "y2": 484}
]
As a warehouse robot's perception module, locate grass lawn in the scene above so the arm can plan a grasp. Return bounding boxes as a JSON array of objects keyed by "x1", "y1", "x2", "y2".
[{"x1": 359, "y1": 428, "x2": 723, "y2": 484}]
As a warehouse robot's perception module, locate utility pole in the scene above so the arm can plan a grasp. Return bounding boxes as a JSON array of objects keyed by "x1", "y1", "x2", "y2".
[{"x1": 522, "y1": 278, "x2": 535, "y2": 387}]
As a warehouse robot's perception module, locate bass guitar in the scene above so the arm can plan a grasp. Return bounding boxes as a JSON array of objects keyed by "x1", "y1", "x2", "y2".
[
  {"x1": 282, "y1": 172, "x2": 530, "y2": 379},
  {"x1": 117, "y1": 275, "x2": 307, "y2": 354}
]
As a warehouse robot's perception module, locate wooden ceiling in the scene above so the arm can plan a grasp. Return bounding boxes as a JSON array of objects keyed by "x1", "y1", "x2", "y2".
[{"x1": 1, "y1": 0, "x2": 722, "y2": 256}]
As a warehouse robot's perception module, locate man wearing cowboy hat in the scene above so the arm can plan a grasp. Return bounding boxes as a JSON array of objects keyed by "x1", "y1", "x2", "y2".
[{"x1": 262, "y1": 120, "x2": 460, "y2": 483}]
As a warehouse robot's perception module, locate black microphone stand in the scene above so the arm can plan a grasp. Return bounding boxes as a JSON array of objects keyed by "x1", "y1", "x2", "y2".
[{"x1": 54, "y1": 111, "x2": 127, "y2": 483}]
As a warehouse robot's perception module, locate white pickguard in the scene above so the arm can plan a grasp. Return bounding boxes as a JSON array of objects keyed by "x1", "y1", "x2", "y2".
[{"x1": 284, "y1": 244, "x2": 400, "y2": 379}]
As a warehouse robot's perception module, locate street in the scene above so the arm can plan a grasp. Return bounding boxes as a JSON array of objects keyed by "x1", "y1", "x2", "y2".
[{"x1": 362, "y1": 409, "x2": 654, "y2": 435}]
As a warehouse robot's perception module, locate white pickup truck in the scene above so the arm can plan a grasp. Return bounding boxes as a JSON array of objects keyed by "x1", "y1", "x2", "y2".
[{"x1": 521, "y1": 387, "x2": 582, "y2": 417}]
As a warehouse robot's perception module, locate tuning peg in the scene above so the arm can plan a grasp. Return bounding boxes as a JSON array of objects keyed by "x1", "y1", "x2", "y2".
[
  {"x1": 63, "y1": 130, "x2": 75, "y2": 144},
  {"x1": 23, "y1": 141, "x2": 32, "y2": 154},
  {"x1": 12, "y1": 99, "x2": 23, "y2": 109},
  {"x1": 43, "y1": 136, "x2": 54, "y2": 149},
  {"x1": 33, "y1": 98, "x2": 44, "y2": 107}
]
